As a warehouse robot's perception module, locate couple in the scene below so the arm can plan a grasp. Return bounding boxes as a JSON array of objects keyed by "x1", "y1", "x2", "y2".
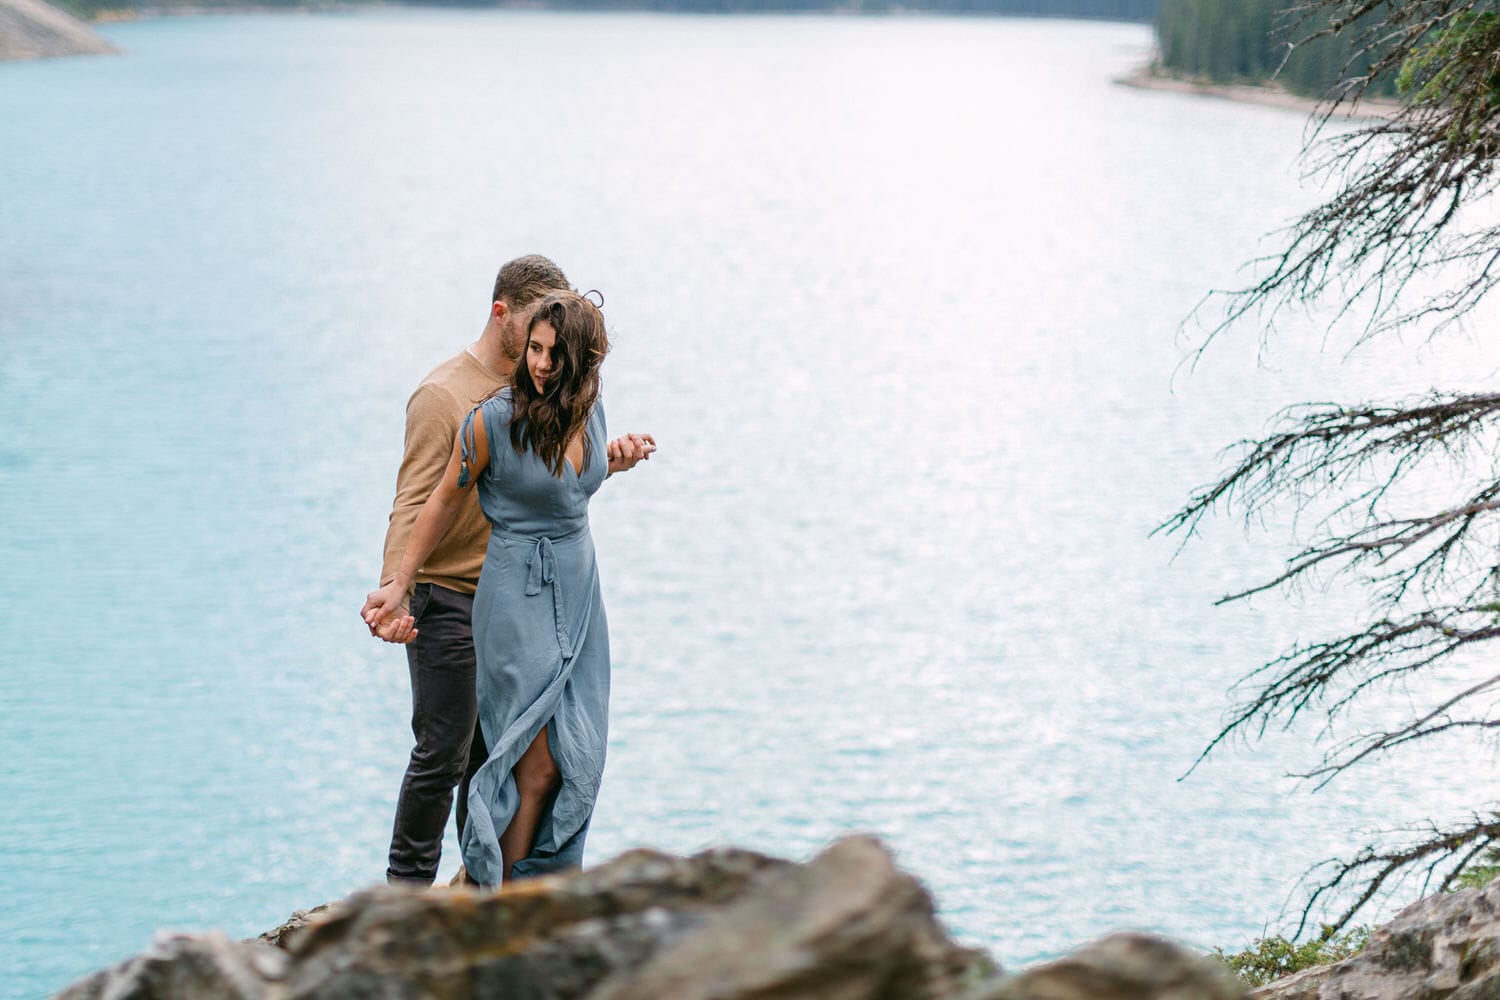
[{"x1": 361, "y1": 255, "x2": 655, "y2": 888}]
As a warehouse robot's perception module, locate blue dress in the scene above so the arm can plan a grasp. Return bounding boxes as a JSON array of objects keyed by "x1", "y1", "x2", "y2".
[{"x1": 457, "y1": 389, "x2": 610, "y2": 885}]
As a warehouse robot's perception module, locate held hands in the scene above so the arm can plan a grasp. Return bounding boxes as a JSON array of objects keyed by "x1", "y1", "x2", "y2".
[
  {"x1": 607, "y1": 433, "x2": 657, "y2": 476},
  {"x1": 362, "y1": 581, "x2": 418, "y2": 645}
]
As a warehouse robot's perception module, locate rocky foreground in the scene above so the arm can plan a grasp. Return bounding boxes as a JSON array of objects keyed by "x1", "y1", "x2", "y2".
[
  {"x1": 0, "y1": 0, "x2": 115, "y2": 60},
  {"x1": 54, "y1": 835, "x2": 1500, "y2": 1000}
]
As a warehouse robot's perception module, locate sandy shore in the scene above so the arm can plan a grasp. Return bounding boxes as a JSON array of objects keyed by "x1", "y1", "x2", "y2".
[{"x1": 1115, "y1": 64, "x2": 1400, "y2": 121}]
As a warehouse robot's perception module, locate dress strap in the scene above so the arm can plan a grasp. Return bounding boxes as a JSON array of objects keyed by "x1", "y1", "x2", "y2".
[{"x1": 458, "y1": 405, "x2": 481, "y2": 488}]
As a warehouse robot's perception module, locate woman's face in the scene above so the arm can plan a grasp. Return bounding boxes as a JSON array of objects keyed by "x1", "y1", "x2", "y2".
[{"x1": 526, "y1": 321, "x2": 558, "y2": 392}]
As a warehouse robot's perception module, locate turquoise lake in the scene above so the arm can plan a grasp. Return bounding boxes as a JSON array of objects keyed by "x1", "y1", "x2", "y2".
[{"x1": 3, "y1": 10, "x2": 1498, "y2": 997}]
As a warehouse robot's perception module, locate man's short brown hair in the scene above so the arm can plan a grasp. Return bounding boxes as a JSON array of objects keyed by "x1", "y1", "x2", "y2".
[{"x1": 493, "y1": 255, "x2": 570, "y2": 310}]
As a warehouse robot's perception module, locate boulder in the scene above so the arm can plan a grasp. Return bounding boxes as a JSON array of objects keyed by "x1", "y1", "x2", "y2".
[
  {"x1": 47, "y1": 837, "x2": 1500, "y2": 1000},
  {"x1": 55, "y1": 931, "x2": 286, "y2": 1000},
  {"x1": 274, "y1": 843, "x2": 795, "y2": 999},
  {"x1": 257, "y1": 903, "x2": 338, "y2": 950},
  {"x1": 1248, "y1": 964, "x2": 1335, "y2": 1000},
  {"x1": 1250, "y1": 878, "x2": 1500, "y2": 1000},
  {"x1": 55, "y1": 836, "x2": 992, "y2": 1000},
  {"x1": 962, "y1": 933, "x2": 1245, "y2": 1000},
  {"x1": 584, "y1": 835, "x2": 996, "y2": 1000}
]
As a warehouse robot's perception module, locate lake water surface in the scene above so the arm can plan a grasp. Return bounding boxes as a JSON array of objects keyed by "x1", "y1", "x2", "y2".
[{"x1": 3, "y1": 10, "x2": 1498, "y2": 998}]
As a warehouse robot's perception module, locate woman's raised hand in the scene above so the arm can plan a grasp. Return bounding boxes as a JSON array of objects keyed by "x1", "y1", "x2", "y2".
[
  {"x1": 606, "y1": 433, "x2": 656, "y2": 476},
  {"x1": 362, "y1": 581, "x2": 418, "y2": 644}
]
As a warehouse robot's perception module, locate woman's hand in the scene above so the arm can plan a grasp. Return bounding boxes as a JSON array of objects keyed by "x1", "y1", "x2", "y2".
[
  {"x1": 607, "y1": 433, "x2": 656, "y2": 476},
  {"x1": 371, "y1": 607, "x2": 417, "y2": 644},
  {"x1": 362, "y1": 581, "x2": 418, "y2": 644}
]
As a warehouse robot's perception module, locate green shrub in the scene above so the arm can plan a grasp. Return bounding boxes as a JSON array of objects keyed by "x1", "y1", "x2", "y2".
[
  {"x1": 1452, "y1": 847, "x2": 1500, "y2": 891},
  {"x1": 1217, "y1": 851, "x2": 1497, "y2": 990},
  {"x1": 1214, "y1": 926, "x2": 1370, "y2": 987}
]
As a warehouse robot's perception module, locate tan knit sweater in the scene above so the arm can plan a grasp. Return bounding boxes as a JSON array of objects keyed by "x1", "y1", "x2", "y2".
[{"x1": 380, "y1": 349, "x2": 507, "y2": 596}]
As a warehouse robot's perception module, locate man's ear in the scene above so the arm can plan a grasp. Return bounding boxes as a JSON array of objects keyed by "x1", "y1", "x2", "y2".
[{"x1": 491, "y1": 300, "x2": 508, "y2": 324}]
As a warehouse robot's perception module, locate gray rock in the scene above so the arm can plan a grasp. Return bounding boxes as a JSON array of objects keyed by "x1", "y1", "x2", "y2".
[
  {"x1": 1248, "y1": 963, "x2": 1335, "y2": 1000},
  {"x1": 53, "y1": 931, "x2": 284, "y2": 1000},
  {"x1": 256, "y1": 903, "x2": 337, "y2": 950},
  {"x1": 0, "y1": 0, "x2": 115, "y2": 61},
  {"x1": 275, "y1": 844, "x2": 792, "y2": 999},
  {"x1": 963, "y1": 933, "x2": 1245, "y2": 1000},
  {"x1": 1252, "y1": 878, "x2": 1500, "y2": 1000},
  {"x1": 586, "y1": 835, "x2": 998, "y2": 1000},
  {"x1": 78, "y1": 837, "x2": 1408, "y2": 1000},
  {"x1": 54, "y1": 837, "x2": 989, "y2": 1000}
]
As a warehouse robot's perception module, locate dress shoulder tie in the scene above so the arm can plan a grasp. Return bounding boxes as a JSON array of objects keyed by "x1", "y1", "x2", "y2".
[{"x1": 458, "y1": 405, "x2": 481, "y2": 488}]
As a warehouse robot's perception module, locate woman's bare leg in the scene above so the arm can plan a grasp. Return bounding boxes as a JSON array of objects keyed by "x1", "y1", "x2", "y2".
[{"x1": 499, "y1": 725, "x2": 561, "y2": 879}]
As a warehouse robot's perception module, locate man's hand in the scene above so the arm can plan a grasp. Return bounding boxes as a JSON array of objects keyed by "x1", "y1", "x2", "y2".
[
  {"x1": 371, "y1": 606, "x2": 418, "y2": 644},
  {"x1": 363, "y1": 583, "x2": 418, "y2": 644},
  {"x1": 606, "y1": 433, "x2": 657, "y2": 476}
]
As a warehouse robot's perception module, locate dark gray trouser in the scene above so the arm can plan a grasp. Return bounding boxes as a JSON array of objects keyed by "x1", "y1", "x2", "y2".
[{"x1": 386, "y1": 583, "x2": 488, "y2": 884}]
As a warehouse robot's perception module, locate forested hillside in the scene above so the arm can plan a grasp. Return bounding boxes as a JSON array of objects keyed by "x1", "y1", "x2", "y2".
[
  {"x1": 1155, "y1": 0, "x2": 1389, "y2": 96},
  {"x1": 54, "y1": 0, "x2": 1157, "y2": 20},
  {"x1": 405, "y1": 0, "x2": 1158, "y2": 13}
]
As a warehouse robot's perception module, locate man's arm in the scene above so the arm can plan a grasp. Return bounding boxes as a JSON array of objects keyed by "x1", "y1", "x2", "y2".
[{"x1": 364, "y1": 415, "x2": 490, "y2": 641}]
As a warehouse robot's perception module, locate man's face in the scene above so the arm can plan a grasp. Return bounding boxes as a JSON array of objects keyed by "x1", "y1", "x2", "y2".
[{"x1": 499, "y1": 302, "x2": 531, "y2": 363}]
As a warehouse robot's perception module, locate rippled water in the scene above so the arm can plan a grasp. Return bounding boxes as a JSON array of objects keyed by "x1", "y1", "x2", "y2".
[{"x1": 3, "y1": 10, "x2": 1499, "y2": 998}]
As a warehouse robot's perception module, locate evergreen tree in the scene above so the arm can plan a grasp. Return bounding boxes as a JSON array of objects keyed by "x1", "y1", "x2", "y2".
[
  {"x1": 1155, "y1": 0, "x2": 1392, "y2": 97},
  {"x1": 1167, "y1": 1, "x2": 1500, "y2": 934}
]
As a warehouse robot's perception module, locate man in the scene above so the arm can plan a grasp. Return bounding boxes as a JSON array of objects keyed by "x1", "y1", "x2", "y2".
[{"x1": 372, "y1": 255, "x2": 649, "y2": 885}]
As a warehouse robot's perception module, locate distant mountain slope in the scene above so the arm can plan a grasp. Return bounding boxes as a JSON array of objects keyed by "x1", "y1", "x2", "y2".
[
  {"x1": 53, "y1": 0, "x2": 1160, "y2": 22},
  {"x1": 403, "y1": 0, "x2": 1159, "y2": 15},
  {"x1": 0, "y1": 0, "x2": 115, "y2": 59},
  {"x1": 1, "y1": 0, "x2": 1158, "y2": 62}
]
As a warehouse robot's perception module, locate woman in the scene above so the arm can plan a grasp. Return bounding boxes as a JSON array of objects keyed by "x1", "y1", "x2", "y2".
[{"x1": 362, "y1": 290, "x2": 653, "y2": 885}]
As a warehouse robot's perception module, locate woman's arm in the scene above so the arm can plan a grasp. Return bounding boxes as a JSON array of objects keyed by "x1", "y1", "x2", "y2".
[{"x1": 361, "y1": 413, "x2": 491, "y2": 639}]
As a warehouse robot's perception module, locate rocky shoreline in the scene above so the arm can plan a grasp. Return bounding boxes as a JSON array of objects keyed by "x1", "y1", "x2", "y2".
[
  {"x1": 1115, "y1": 64, "x2": 1401, "y2": 121},
  {"x1": 52, "y1": 834, "x2": 1500, "y2": 1000},
  {"x1": 0, "y1": 0, "x2": 115, "y2": 59}
]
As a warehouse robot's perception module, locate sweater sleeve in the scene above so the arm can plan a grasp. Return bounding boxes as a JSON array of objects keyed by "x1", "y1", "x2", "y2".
[{"x1": 380, "y1": 384, "x2": 460, "y2": 589}]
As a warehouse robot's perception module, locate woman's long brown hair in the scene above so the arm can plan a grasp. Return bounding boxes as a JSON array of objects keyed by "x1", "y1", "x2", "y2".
[{"x1": 508, "y1": 291, "x2": 609, "y2": 477}]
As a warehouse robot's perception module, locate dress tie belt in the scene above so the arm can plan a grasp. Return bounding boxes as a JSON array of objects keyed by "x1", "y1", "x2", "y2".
[
  {"x1": 501, "y1": 529, "x2": 586, "y2": 660},
  {"x1": 524, "y1": 536, "x2": 556, "y2": 597}
]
